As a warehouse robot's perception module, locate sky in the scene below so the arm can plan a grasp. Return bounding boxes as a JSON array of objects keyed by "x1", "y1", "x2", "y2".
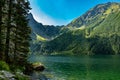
[{"x1": 29, "y1": 0, "x2": 120, "y2": 25}]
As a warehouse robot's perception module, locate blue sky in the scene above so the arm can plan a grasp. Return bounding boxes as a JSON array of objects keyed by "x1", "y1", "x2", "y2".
[{"x1": 29, "y1": 0, "x2": 120, "y2": 25}]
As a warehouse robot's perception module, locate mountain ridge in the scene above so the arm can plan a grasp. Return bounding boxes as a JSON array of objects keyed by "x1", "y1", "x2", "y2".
[
  {"x1": 29, "y1": 2, "x2": 120, "y2": 55},
  {"x1": 67, "y1": 2, "x2": 120, "y2": 28},
  {"x1": 28, "y1": 13, "x2": 61, "y2": 40}
]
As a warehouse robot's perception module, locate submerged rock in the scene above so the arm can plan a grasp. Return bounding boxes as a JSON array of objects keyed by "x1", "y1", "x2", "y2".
[{"x1": 31, "y1": 71, "x2": 48, "y2": 80}]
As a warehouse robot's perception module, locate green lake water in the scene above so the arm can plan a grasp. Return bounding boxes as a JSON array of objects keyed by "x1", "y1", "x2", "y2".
[{"x1": 29, "y1": 55, "x2": 120, "y2": 80}]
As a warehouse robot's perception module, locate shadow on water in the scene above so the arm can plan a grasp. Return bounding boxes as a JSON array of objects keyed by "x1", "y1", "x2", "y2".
[{"x1": 31, "y1": 71, "x2": 48, "y2": 80}]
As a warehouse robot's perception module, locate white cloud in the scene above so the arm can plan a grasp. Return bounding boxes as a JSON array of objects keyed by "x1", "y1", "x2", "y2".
[
  {"x1": 30, "y1": 7, "x2": 70, "y2": 26},
  {"x1": 29, "y1": 0, "x2": 70, "y2": 26},
  {"x1": 30, "y1": 9, "x2": 58, "y2": 25}
]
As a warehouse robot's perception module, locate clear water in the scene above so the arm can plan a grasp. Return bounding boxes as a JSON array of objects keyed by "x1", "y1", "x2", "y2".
[{"x1": 29, "y1": 55, "x2": 120, "y2": 80}]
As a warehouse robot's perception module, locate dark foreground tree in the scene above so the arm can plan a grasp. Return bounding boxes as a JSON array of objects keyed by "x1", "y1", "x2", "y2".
[
  {"x1": 0, "y1": 0, "x2": 31, "y2": 68},
  {"x1": 13, "y1": 0, "x2": 31, "y2": 66}
]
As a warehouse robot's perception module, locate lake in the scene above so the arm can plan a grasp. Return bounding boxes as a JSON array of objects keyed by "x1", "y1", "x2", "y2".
[{"x1": 28, "y1": 55, "x2": 120, "y2": 80}]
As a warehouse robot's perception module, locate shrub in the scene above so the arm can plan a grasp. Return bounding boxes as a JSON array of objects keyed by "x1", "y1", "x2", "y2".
[{"x1": 0, "y1": 61, "x2": 10, "y2": 71}]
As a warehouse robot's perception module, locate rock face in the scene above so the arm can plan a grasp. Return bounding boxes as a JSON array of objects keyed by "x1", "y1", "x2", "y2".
[{"x1": 0, "y1": 70, "x2": 15, "y2": 80}]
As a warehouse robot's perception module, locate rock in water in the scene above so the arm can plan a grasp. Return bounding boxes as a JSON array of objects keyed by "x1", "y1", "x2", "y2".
[{"x1": 32, "y1": 62, "x2": 45, "y2": 71}]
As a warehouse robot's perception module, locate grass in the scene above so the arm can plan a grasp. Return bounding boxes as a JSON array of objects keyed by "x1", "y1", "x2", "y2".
[
  {"x1": 36, "y1": 34, "x2": 47, "y2": 41},
  {"x1": 0, "y1": 61, "x2": 10, "y2": 71}
]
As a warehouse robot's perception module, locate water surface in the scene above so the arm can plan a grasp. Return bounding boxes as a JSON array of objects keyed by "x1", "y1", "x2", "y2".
[{"x1": 29, "y1": 55, "x2": 120, "y2": 80}]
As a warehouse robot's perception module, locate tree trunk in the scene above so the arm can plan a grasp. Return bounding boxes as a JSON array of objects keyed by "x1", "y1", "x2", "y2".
[
  {"x1": 13, "y1": 26, "x2": 17, "y2": 64},
  {"x1": 5, "y1": 0, "x2": 12, "y2": 63},
  {"x1": 0, "y1": 0, "x2": 4, "y2": 60}
]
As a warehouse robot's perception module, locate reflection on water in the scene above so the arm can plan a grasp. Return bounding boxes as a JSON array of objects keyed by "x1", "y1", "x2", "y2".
[
  {"x1": 29, "y1": 55, "x2": 120, "y2": 80},
  {"x1": 31, "y1": 71, "x2": 48, "y2": 80}
]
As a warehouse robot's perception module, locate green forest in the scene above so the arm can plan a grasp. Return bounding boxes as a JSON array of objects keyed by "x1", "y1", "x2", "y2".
[{"x1": 0, "y1": 0, "x2": 31, "y2": 79}]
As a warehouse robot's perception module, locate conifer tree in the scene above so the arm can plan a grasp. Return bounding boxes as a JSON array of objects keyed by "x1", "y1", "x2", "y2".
[{"x1": 13, "y1": 0, "x2": 31, "y2": 65}]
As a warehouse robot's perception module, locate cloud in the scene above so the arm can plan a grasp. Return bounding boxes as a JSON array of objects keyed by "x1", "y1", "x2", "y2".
[
  {"x1": 31, "y1": 10, "x2": 70, "y2": 26},
  {"x1": 30, "y1": 4, "x2": 70, "y2": 26},
  {"x1": 29, "y1": 0, "x2": 71, "y2": 26},
  {"x1": 30, "y1": 9, "x2": 58, "y2": 25},
  {"x1": 29, "y1": 0, "x2": 57, "y2": 25}
]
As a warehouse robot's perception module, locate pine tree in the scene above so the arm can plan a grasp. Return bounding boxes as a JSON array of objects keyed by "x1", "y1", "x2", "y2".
[{"x1": 13, "y1": 0, "x2": 31, "y2": 66}]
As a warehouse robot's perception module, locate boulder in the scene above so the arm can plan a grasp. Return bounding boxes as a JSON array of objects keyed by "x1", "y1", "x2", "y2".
[
  {"x1": 24, "y1": 62, "x2": 45, "y2": 75},
  {"x1": 32, "y1": 62, "x2": 45, "y2": 71}
]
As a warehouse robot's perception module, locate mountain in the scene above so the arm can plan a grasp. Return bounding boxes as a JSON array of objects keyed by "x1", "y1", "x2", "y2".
[
  {"x1": 31, "y1": 2, "x2": 120, "y2": 55},
  {"x1": 28, "y1": 13, "x2": 62, "y2": 41},
  {"x1": 27, "y1": 13, "x2": 64, "y2": 53},
  {"x1": 67, "y1": 2, "x2": 120, "y2": 28}
]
